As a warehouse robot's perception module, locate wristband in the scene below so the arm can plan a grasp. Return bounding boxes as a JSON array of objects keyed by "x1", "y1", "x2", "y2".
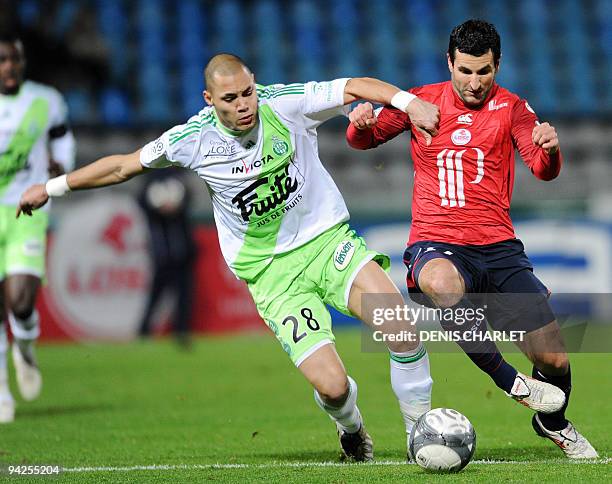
[
  {"x1": 390, "y1": 90, "x2": 417, "y2": 112},
  {"x1": 45, "y1": 175, "x2": 71, "y2": 197}
]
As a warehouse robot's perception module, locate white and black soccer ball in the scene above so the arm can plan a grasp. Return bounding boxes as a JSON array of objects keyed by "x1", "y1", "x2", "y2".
[{"x1": 409, "y1": 408, "x2": 476, "y2": 473}]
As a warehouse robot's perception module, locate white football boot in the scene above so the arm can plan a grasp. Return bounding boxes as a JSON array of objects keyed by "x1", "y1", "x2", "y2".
[
  {"x1": 12, "y1": 342, "x2": 42, "y2": 401},
  {"x1": 506, "y1": 372, "x2": 565, "y2": 413},
  {"x1": 532, "y1": 414, "x2": 599, "y2": 459}
]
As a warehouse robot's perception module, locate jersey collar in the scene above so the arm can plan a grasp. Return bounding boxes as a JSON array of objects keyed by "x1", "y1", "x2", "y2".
[{"x1": 447, "y1": 81, "x2": 499, "y2": 111}]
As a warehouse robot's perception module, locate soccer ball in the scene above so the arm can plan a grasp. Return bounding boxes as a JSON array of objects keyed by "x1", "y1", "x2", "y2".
[{"x1": 409, "y1": 408, "x2": 476, "y2": 473}]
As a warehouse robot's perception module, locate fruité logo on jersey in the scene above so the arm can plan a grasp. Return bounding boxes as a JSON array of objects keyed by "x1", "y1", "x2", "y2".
[
  {"x1": 272, "y1": 135, "x2": 289, "y2": 156},
  {"x1": 231, "y1": 164, "x2": 298, "y2": 222}
]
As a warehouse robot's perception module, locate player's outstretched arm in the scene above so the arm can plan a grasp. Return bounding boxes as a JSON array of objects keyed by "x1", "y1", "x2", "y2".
[
  {"x1": 344, "y1": 77, "x2": 439, "y2": 145},
  {"x1": 17, "y1": 150, "x2": 146, "y2": 218}
]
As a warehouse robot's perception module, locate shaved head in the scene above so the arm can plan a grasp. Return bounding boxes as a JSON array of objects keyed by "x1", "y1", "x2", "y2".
[
  {"x1": 202, "y1": 53, "x2": 258, "y2": 133},
  {"x1": 204, "y1": 53, "x2": 252, "y2": 90}
]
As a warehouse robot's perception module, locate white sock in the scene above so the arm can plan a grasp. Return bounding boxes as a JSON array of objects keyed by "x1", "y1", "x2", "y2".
[
  {"x1": 8, "y1": 311, "x2": 39, "y2": 361},
  {"x1": 0, "y1": 324, "x2": 10, "y2": 396},
  {"x1": 314, "y1": 375, "x2": 363, "y2": 433},
  {"x1": 390, "y1": 344, "x2": 433, "y2": 434}
]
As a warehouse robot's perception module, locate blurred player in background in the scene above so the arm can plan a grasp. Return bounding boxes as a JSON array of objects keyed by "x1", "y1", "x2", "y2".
[
  {"x1": 18, "y1": 54, "x2": 440, "y2": 461},
  {"x1": 0, "y1": 32, "x2": 75, "y2": 423},
  {"x1": 138, "y1": 169, "x2": 196, "y2": 348},
  {"x1": 346, "y1": 19, "x2": 597, "y2": 458}
]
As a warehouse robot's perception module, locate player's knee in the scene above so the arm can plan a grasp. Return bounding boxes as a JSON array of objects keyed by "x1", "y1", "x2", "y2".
[
  {"x1": 418, "y1": 262, "x2": 464, "y2": 308},
  {"x1": 316, "y1": 376, "x2": 350, "y2": 406},
  {"x1": 421, "y1": 277, "x2": 463, "y2": 308},
  {"x1": 9, "y1": 296, "x2": 35, "y2": 321}
]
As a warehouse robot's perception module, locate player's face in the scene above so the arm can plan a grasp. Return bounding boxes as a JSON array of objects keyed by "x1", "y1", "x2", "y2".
[
  {"x1": 203, "y1": 69, "x2": 258, "y2": 132},
  {"x1": 448, "y1": 49, "x2": 497, "y2": 107},
  {"x1": 0, "y1": 41, "x2": 25, "y2": 95}
]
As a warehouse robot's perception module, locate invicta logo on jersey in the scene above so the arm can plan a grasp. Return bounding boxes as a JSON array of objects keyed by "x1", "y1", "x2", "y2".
[{"x1": 231, "y1": 154, "x2": 274, "y2": 174}]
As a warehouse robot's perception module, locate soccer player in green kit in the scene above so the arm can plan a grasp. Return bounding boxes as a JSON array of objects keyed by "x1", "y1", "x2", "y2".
[
  {"x1": 19, "y1": 53, "x2": 443, "y2": 460},
  {"x1": 0, "y1": 32, "x2": 75, "y2": 423}
]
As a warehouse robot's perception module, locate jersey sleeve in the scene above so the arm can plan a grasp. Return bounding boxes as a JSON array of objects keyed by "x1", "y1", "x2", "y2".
[
  {"x1": 140, "y1": 116, "x2": 200, "y2": 169},
  {"x1": 48, "y1": 89, "x2": 76, "y2": 171},
  {"x1": 346, "y1": 105, "x2": 411, "y2": 149},
  {"x1": 263, "y1": 78, "x2": 350, "y2": 129},
  {"x1": 511, "y1": 99, "x2": 562, "y2": 181}
]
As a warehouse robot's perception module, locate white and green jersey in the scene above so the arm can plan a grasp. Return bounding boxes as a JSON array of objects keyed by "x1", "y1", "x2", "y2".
[
  {"x1": 140, "y1": 78, "x2": 351, "y2": 280},
  {"x1": 0, "y1": 80, "x2": 75, "y2": 210}
]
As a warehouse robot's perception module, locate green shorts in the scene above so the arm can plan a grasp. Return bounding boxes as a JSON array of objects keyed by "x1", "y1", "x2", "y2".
[
  {"x1": 0, "y1": 205, "x2": 48, "y2": 280},
  {"x1": 247, "y1": 223, "x2": 390, "y2": 366}
]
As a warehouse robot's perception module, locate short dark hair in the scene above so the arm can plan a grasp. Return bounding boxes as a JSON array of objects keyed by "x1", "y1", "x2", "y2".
[
  {"x1": 0, "y1": 30, "x2": 21, "y2": 45},
  {"x1": 448, "y1": 19, "x2": 501, "y2": 66}
]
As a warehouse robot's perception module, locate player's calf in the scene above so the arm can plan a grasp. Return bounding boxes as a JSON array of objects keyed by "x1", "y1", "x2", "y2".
[
  {"x1": 314, "y1": 376, "x2": 373, "y2": 462},
  {"x1": 7, "y1": 311, "x2": 42, "y2": 401},
  {"x1": 0, "y1": 324, "x2": 15, "y2": 424}
]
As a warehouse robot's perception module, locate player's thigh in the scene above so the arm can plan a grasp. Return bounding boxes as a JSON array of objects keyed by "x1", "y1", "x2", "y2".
[
  {"x1": 404, "y1": 242, "x2": 472, "y2": 308},
  {"x1": 348, "y1": 260, "x2": 422, "y2": 352},
  {"x1": 347, "y1": 259, "x2": 403, "y2": 327},
  {"x1": 308, "y1": 223, "x2": 390, "y2": 318},
  {"x1": 6, "y1": 209, "x2": 48, "y2": 280}
]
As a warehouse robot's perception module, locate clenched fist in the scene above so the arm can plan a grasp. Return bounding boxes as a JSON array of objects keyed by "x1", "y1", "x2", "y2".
[
  {"x1": 405, "y1": 97, "x2": 440, "y2": 146},
  {"x1": 349, "y1": 98, "x2": 440, "y2": 146},
  {"x1": 349, "y1": 102, "x2": 378, "y2": 130},
  {"x1": 532, "y1": 122, "x2": 559, "y2": 155}
]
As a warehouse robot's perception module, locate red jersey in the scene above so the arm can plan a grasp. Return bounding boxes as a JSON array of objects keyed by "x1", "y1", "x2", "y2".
[{"x1": 346, "y1": 81, "x2": 562, "y2": 246}]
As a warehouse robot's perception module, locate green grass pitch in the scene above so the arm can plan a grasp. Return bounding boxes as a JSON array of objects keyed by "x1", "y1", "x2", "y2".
[{"x1": 0, "y1": 329, "x2": 610, "y2": 482}]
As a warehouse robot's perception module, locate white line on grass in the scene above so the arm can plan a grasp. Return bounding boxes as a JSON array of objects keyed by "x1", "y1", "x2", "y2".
[{"x1": 63, "y1": 458, "x2": 611, "y2": 473}]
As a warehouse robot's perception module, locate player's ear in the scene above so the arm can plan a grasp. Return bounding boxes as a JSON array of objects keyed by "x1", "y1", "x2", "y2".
[
  {"x1": 447, "y1": 53, "x2": 453, "y2": 74},
  {"x1": 203, "y1": 90, "x2": 213, "y2": 106}
]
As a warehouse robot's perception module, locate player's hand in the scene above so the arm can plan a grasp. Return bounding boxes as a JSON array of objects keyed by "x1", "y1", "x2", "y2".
[
  {"x1": 406, "y1": 98, "x2": 440, "y2": 146},
  {"x1": 349, "y1": 102, "x2": 378, "y2": 130},
  {"x1": 16, "y1": 184, "x2": 49, "y2": 218},
  {"x1": 532, "y1": 122, "x2": 559, "y2": 155},
  {"x1": 48, "y1": 160, "x2": 65, "y2": 178}
]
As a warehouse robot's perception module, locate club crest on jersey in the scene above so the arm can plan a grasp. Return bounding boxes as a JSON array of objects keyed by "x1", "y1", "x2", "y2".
[
  {"x1": 272, "y1": 135, "x2": 289, "y2": 156},
  {"x1": 456, "y1": 113, "x2": 473, "y2": 125},
  {"x1": 334, "y1": 240, "x2": 355, "y2": 271},
  {"x1": 451, "y1": 128, "x2": 471, "y2": 146}
]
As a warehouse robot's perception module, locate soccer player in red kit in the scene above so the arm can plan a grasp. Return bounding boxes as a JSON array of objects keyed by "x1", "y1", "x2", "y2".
[{"x1": 346, "y1": 19, "x2": 598, "y2": 459}]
